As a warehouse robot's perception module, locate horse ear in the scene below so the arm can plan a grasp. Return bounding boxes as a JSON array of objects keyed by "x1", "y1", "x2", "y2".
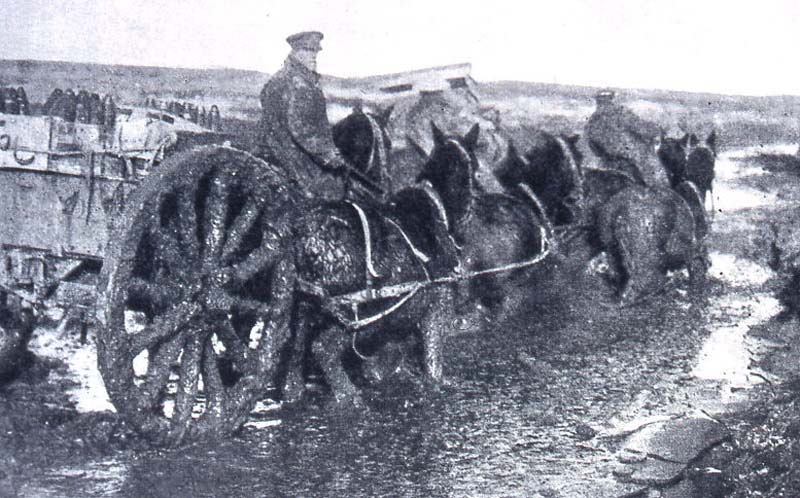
[
  {"x1": 689, "y1": 133, "x2": 700, "y2": 147},
  {"x1": 680, "y1": 133, "x2": 690, "y2": 147},
  {"x1": 464, "y1": 123, "x2": 480, "y2": 151},
  {"x1": 566, "y1": 133, "x2": 580, "y2": 146},
  {"x1": 706, "y1": 130, "x2": 717, "y2": 153},
  {"x1": 407, "y1": 136, "x2": 429, "y2": 160},
  {"x1": 431, "y1": 121, "x2": 446, "y2": 146},
  {"x1": 508, "y1": 140, "x2": 529, "y2": 166},
  {"x1": 378, "y1": 104, "x2": 394, "y2": 126},
  {"x1": 352, "y1": 102, "x2": 364, "y2": 114}
]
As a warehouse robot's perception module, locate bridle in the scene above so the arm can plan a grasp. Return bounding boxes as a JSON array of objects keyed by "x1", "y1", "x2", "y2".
[{"x1": 363, "y1": 113, "x2": 389, "y2": 176}]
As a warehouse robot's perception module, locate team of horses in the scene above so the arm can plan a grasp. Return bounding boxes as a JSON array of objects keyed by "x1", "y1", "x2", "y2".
[{"x1": 259, "y1": 104, "x2": 716, "y2": 407}]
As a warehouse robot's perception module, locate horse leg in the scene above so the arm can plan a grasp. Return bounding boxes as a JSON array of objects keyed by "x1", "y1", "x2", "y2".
[
  {"x1": 709, "y1": 187, "x2": 715, "y2": 222},
  {"x1": 417, "y1": 286, "x2": 453, "y2": 384},
  {"x1": 688, "y1": 243, "x2": 709, "y2": 290},
  {"x1": 615, "y1": 234, "x2": 637, "y2": 304},
  {"x1": 617, "y1": 228, "x2": 667, "y2": 304},
  {"x1": 312, "y1": 323, "x2": 364, "y2": 408},
  {"x1": 281, "y1": 301, "x2": 314, "y2": 403}
]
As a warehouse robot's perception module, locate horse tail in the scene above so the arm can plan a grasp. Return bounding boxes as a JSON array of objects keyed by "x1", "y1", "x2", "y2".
[
  {"x1": 674, "y1": 180, "x2": 708, "y2": 240},
  {"x1": 553, "y1": 134, "x2": 585, "y2": 221},
  {"x1": 516, "y1": 182, "x2": 558, "y2": 254}
]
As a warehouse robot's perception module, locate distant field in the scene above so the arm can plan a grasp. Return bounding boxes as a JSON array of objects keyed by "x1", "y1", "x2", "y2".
[{"x1": 1, "y1": 59, "x2": 799, "y2": 149}]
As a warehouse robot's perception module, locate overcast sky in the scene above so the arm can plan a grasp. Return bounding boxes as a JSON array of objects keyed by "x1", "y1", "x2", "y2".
[{"x1": 2, "y1": 0, "x2": 799, "y2": 96}]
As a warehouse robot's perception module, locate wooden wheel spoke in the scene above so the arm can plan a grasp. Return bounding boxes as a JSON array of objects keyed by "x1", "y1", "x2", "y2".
[
  {"x1": 216, "y1": 318, "x2": 249, "y2": 365},
  {"x1": 227, "y1": 243, "x2": 280, "y2": 286},
  {"x1": 176, "y1": 188, "x2": 200, "y2": 257},
  {"x1": 129, "y1": 301, "x2": 201, "y2": 355},
  {"x1": 149, "y1": 224, "x2": 193, "y2": 279},
  {"x1": 232, "y1": 296, "x2": 271, "y2": 317},
  {"x1": 201, "y1": 342, "x2": 227, "y2": 420},
  {"x1": 202, "y1": 171, "x2": 231, "y2": 264},
  {"x1": 136, "y1": 330, "x2": 187, "y2": 411},
  {"x1": 221, "y1": 198, "x2": 262, "y2": 261},
  {"x1": 127, "y1": 277, "x2": 183, "y2": 309},
  {"x1": 168, "y1": 333, "x2": 205, "y2": 444}
]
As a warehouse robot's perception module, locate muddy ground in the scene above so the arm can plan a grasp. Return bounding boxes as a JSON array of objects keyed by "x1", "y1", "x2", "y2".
[{"x1": 1, "y1": 144, "x2": 800, "y2": 497}]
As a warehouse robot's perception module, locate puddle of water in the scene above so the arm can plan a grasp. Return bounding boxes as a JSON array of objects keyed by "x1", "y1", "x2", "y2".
[
  {"x1": 695, "y1": 254, "x2": 779, "y2": 389},
  {"x1": 713, "y1": 183, "x2": 776, "y2": 211},
  {"x1": 692, "y1": 292, "x2": 781, "y2": 389},
  {"x1": 708, "y1": 252, "x2": 774, "y2": 288},
  {"x1": 711, "y1": 145, "x2": 791, "y2": 211},
  {"x1": 17, "y1": 458, "x2": 130, "y2": 498},
  {"x1": 723, "y1": 144, "x2": 798, "y2": 161},
  {"x1": 28, "y1": 327, "x2": 115, "y2": 413}
]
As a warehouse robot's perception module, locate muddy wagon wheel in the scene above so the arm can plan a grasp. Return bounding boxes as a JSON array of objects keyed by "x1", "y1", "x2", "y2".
[{"x1": 97, "y1": 145, "x2": 298, "y2": 445}]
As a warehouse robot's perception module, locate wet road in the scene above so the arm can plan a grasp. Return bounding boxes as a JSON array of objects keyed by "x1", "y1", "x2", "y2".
[{"x1": 16, "y1": 145, "x2": 800, "y2": 497}]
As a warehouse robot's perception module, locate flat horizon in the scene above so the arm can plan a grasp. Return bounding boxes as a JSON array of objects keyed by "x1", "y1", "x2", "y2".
[{"x1": 2, "y1": 57, "x2": 797, "y2": 101}]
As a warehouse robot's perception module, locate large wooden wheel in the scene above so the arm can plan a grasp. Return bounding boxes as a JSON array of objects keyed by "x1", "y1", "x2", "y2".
[{"x1": 97, "y1": 146, "x2": 299, "y2": 445}]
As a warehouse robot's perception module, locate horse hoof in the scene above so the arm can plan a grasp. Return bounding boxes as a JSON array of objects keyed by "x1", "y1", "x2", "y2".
[
  {"x1": 280, "y1": 369, "x2": 307, "y2": 404},
  {"x1": 618, "y1": 289, "x2": 638, "y2": 307},
  {"x1": 332, "y1": 392, "x2": 367, "y2": 412}
]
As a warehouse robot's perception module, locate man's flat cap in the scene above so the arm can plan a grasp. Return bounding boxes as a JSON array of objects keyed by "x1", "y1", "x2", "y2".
[
  {"x1": 286, "y1": 31, "x2": 324, "y2": 51},
  {"x1": 595, "y1": 89, "x2": 616, "y2": 101}
]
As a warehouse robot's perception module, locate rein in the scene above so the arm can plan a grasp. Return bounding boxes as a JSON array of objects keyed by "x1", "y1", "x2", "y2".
[
  {"x1": 363, "y1": 113, "x2": 387, "y2": 175},
  {"x1": 298, "y1": 222, "x2": 552, "y2": 330}
]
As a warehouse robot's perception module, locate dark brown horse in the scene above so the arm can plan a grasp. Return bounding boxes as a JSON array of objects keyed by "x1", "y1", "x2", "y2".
[
  {"x1": 494, "y1": 130, "x2": 583, "y2": 226},
  {"x1": 595, "y1": 183, "x2": 707, "y2": 303},
  {"x1": 658, "y1": 131, "x2": 717, "y2": 214},
  {"x1": 332, "y1": 105, "x2": 394, "y2": 198}
]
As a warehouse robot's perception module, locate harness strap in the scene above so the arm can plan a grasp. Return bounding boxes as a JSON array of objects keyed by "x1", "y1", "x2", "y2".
[
  {"x1": 319, "y1": 224, "x2": 552, "y2": 330},
  {"x1": 364, "y1": 114, "x2": 387, "y2": 175},
  {"x1": 386, "y1": 218, "x2": 431, "y2": 265},
  {"x1": 516, "y1": 182, "x2": 557, "y2": 252},
  {"x1": 346, "y1": 284, "x2": 423, "y2": 330},
  {"x1": 418, "y1": 181, "x2": 451, "y2": 231},
  {"x1": 346, "y1": 201, "x2": 381, "y2": 282}
]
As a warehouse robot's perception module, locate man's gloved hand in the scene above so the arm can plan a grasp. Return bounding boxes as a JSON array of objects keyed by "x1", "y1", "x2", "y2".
[
  {"x1": 320, "y1": 149, "x2": 350, "y2": 171},
  {"x1": 323, "y1": 156, "x2": 347, "y2": 171}
]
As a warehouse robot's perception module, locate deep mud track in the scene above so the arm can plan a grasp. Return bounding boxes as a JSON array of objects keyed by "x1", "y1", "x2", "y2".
[{"x1": 1, "y1": 145, "x2": 798, "y2": 497}]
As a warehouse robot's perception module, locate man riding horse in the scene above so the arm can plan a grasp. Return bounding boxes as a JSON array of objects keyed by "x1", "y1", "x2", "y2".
[
  {"x1": 257, "y1": 31, "x2": 355, "y2": 200},
  {"x1": 585, "y1": 90, "x2": 669, "y2": 188}
]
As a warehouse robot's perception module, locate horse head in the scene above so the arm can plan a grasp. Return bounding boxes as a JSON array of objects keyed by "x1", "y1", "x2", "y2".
[
  {"x1": 685, "y1": 131, "x2": 717, "y2": 201},
  {"x1": 658, "y1": 133, "x2": 691, "y2": 187},
  {"x1": 416, "y1": 122, "x2": 480, "y2": 228},
  {"x1": 494, "y1": 130, "x2": 583, "y2": 226},
  {"x1": 332, "y1": 105, "x2": 394, "y2": 191}
]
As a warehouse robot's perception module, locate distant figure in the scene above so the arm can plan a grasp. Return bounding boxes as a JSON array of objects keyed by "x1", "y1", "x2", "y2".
[
  {"x1": 585, "y1": 89, "x2": 667, "y2": 187},
  {"x1": 257, "y1": 31, "x2": 349, "y2": 199}
]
